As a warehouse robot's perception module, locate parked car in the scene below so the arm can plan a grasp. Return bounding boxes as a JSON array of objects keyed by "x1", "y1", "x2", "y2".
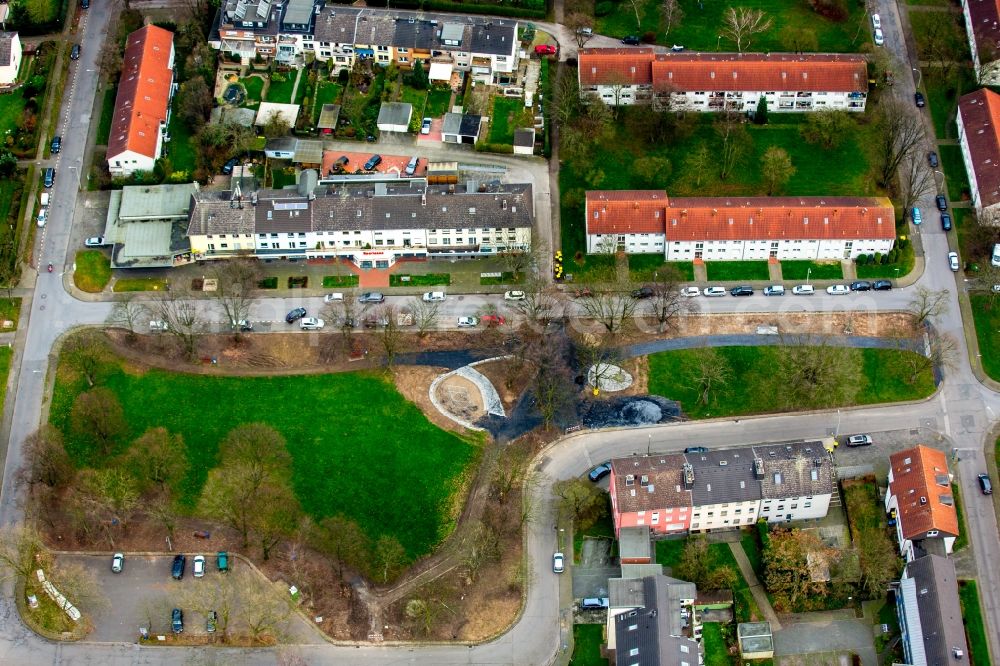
[
  {"x1": 534, "y1": 44, "x2": 557, "y2": 55},
  {"x1": 50, "y1": 136, "x2": 61, "y2": 154},
  {"x1": 631, "y1": 286, "x2": 654, "y2": 299},
  {"x1": 84, "y1": 236, "x2": 106, "y2": 247},
  {"x1": 730, "y1": 285, "x2": 753, "y2": 297},
  {"x1": 588, "y1": 463, "x2": 612, "y2": 482},
  {"x1": 914, "y1": 92, "x2": 926, "y2": 107},
  {"x1": 979, "y1": 473, "x2": 993, "y2": 495},
  {"x1": 873, "y1": 280, "x2": 893, "y2": 291},
  {"x1": 850, "y1": 280, "x2": 871, "y2": 292},
  {"x1": 420, "y1": 118, "x2": 432, "y2": 135},
  {"x1": 300, "y1": 317, "x2": 325, "y2": 330},
  {"x1": 36, "y1": 209, "x2": 46, "y2": 228},
  {"x1": 912, "y1": 207, "x2": 922, "y2": 225},
  {"x1": 359, "y1": 292, "x2": 385, "y2": 303},
  {"x1": 285, "y1": 307, "x2": 307, "y2": 323},
  {"x1": 70, "y1": 44, "x2": 81, "y2": 60},
  {"x1": 235, "y1": 319, "x2": 253, "y2": 332},
  {"x1": 217, "y1": 551, "x2": 229, "y2": 572},
  {"x1": 206, "y1": 610, "x2": 218, "y2": 633},
  {"x1": 948, "y1": 251, "x2": 960, "y2": 271},
  {"x1": 171, "y1": 554, "x2": 186, "y2": 580},
  {"x1": 422, "y1": 291, "x2": 446, "y2": 302},
  {"x1": 873, "y1": 28, "x2": 884, "y2": 46},
  {"x1": 552, "y1": 552, "x2": 565, "y2": 573},
  {"x1": 684, "y1": 446, "x2": 709, "y2": 453},
  {"x1": 993, "y1": 243, "x2": 1000, "y2": 267},
  {"x1": 80, "y1": 0, "x2": 89, "y2": 8},
  {"x1": 222, "y1": 157, "x2": 239, "y2": 175},
  {"x1": 847, "y1": 434, "x2": 873, "y2": 447},
  {"x1": 332, "y1": 155, "x2": 349, "y2": 171},
  {"x1": 941, "y1": 213, "x2": 952, "y2": 231},
  {"x1": 171, "y1": 608, "x2": 183, "y2": 633},
  {"x1": 193, "y1": 555, "x2": 206, "y2": 578},
  {"x1": 43, "y1": 168, "x2": 54, "y2": 188},
  {"x1": 927, "y1": 151, "x2": 939, "y2": 167},
  {"x1": 763, "y1": 285, "x2": 785, "y2": 296},
  {"x1": 323, "y1": 292, "x2": 344, "y2": 303},
  {"x1": 580, "y1": 597, "x2": 610, "y2": 610},
  {"x1": 621, "y1": 35, "x2": 640, "y2": 45},
  {"x1": 457, "y1": 316, "x2": 479, "y2": 328},
  {"x1": 871, "y1": 13, "x2": 881, "y2": 29},
  {"x1": 792, "y1": 284, "x2": 815, "y2": 295},
  {"x1": 680, "y1": 286, "x2": 701, "y2": 297},
  {"x1": 111, "y1": 553, "x2": 124, "y2": 573},
  {"x1": 481, "y1": 314, "x2": 505, "y2": 327},
  {"x1": 150, "y1": 320, "x2": 169, "y2": 332},
  {"x1": 405, "y1": 156, "x2": 419, "y2": 176},
  {"x1": 702, "y1": 286, "x2": 726, "y2": 297},
  {"x1": 363, "y1": 154, "x2": 382, "y2": 171},
  {"x1": 504, "y1": 290, "x2": 526, "y2": 301},
  {"x1": 936, "y1": 194, "x2": 948, "y2": 211},
  {"x1": 826, "y1": 284, "x2": 850, "y2": 295}
]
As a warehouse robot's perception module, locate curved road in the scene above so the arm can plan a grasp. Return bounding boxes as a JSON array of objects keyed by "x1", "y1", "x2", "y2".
[{"x1": 1, "y1": 4, "x2": 999, "y2": 666}]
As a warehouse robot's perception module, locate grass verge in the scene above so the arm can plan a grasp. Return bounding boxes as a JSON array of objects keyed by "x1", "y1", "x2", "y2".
[
  {"x1": 570, "y1": 624, "x2": 608, "y2": 665},
  {"x1": 970, "y1": 295, "x2": 1000, "y2": 381},
  {"x1": 648, "y1": 346, "x2": 936, "y2": 419},
  {"x1": 390, "y1": 273, "x2": 451, "y2": 287},
  {"x1": 939, "y1": 144, "x2": 971, "y2": 204},
  {"x1": 322, "y1": 274, "x2": 360, "y2": 288},
  {"x1": 959, "y1": 580, "x2": 991, "y2": 666},
  {"x1": 780, "y1": 260, "x2": 843, "y2": 280},
  {"x1": 705, "y1": 261, "x2": 770, "y2": 281},
  {"x1": 96, "y1": 87, "x2": 116, "y2": 146},
  {"x1": 0, "y1": 298, "x2": 19, "y2": 330},
  {"x1": 952, "y1": 483, "x2": 968, "y2": 551},
  {"x1": 73, "y1": 251, "x2": 111, "y2": 293},
  {"x1": 112, "y1": 277, "x2": 169, "y2": 292}
]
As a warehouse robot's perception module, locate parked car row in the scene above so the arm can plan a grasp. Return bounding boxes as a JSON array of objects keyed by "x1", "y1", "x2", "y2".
[
  {"x1": 169, "y1": 552, "x2": 229, "y2": 580},
  {"x1": 679, "y1": 281, "x2": 891, "y2": 298}
]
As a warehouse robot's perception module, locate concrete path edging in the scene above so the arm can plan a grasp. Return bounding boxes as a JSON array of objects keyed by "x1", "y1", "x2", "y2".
[{"x1": 727, "y1": 541, "x2": 783, "y2": 630}]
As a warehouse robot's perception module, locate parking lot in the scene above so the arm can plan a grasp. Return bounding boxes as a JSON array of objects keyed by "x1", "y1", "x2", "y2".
[{"x1": 57, "y1": 553, "x2": 321, "y2": 644}]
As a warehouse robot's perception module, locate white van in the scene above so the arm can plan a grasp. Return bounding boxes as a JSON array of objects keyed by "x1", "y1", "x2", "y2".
[
  {"x1": 992, "y1": 243, "x2": 1000, "y2": 267},
  {"x1": 40, "y1": 193, "x2": 49, "y2": 207}
]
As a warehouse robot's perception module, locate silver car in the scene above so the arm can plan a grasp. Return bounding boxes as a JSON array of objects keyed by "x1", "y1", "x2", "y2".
[
  {"x1": 457, "y1": 316, "x2": 478, "y2": 328},
  {"x1": 300, "y1": 317, "x2": 325, "y2": 330},
  {"x1": 359, "y1": 292, "x2": 385, "y2": 303},
  {"x1": 702, "y1": 286, "x2": 726, "y2": 297}
]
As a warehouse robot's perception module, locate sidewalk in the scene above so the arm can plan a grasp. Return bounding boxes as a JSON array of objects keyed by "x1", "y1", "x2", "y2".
[{"x1": 728, "y1": 541, "x2": 783, "y2": 630}]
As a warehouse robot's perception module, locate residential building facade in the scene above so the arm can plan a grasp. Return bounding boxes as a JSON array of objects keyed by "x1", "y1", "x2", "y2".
[
  {"x1": 885, "y1": 446, "x2": 959, "y2": 562},
  {"x1": 186, "y1": 178, "x2": 532, "y2": 267},
  {"x1": 585, "y1": 191, "x2": 896, "y2": 261},
  {"x1": 0, "y1": 33, "x2": 22, "y2": 86},
  {"x1": 894, "y1": 554, "x2": 970, "y2": 666},
  {"x1": 578, "y1": 49, "x2": 868, "y2": 112},
  {"x1": 960, "y1": 0, "x2": 1000, "y2": 83},
  {"x1": 608, "y1": 442, "x2": 834, "y2": 537},
  {"x1": 107, "y1": 25, "x2": 176, "y2": 177},
  {"x1": 957, "y1": 88, "x2": 1000, "y2": 215}
]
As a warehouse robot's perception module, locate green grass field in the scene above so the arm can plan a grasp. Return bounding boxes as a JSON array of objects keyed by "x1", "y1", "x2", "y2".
[
  {"x1": 0, "y1": 90, "x2": 27, "y2": 137},
  {"x1": 0, "y1": 298, "x2": 20, "y2": 330},
  {"x1": 240, "y1": 76, "x2": 265, "y2": 107},
  {"x1": 702, "y1": 623, "x2": 734, "y2": 666},
  {"x1": 570, "y1": 624, "x2": 608, "y2": 666},
  {"x1": 50, "y1": 357, "x2": 479, "y2": 560},
  {"x1": 112, "y1": 277, "x2": 169, "y2": 292},
  {"x1": 165, "y1": 93, "x2": 197, "y2": 177},
  {"x1": 925, "y1": 66, "x2": 977, "y2": 140},
  {"x1": 595, "y1": 0, "x2": 866, "y2": 52},
  {"x1": 265, "y1": 72, "x2": 296, "y2": 104},
  {"x1": 952, "y1": 483, "x2": 968, "y2": 551},
  {"x1": 648, "y1": 346, "x2": 936, "y2": 418},
  {"x1": 322, "y1": 274, "x2": 360, "y2": 288},
  {"x1": 780, "y1": 260, "x2": 843, "y2": 280},
  {"x1": 0, "y1": 346, "x2": 11, "y2": 414},
  {"x1": 939, "y1": 144, "x2": 971, "y2": 204},
  {"x1": 73, "y1": 251, "x2": 111, "y2": 293},
  {"x1": 390, "y1": 273, "x2": 451, "y2": 287},
  {"x1": 425, "y1": 87, "x2": 452, "y2": 118},
  {"x1": 627, "y1": 256, "x2": 695, "y2": 281},
  {"x1": 705, "y1": 261, "x2": 770, "y2": 281},
  {"x1": 971, "y1": 295, "x2": 1000, "y2": 381},
  {"x1": 959, "y1": 580, "x2": 991, "y2": 666},
  {"x1": 96, "y1": 87, "x2": 116, "y2": 146},
  {"x1": 489, "y1": 96, "x2": 528, "y2": 145}
]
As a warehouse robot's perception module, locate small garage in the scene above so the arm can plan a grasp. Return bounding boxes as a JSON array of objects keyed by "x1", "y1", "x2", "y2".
[
  {"x1": 377, "y1": 102, "x2": 413, "y2": 133},
  {"x1": 442, "y1": 112, "x2": 483, "y2": 144}
]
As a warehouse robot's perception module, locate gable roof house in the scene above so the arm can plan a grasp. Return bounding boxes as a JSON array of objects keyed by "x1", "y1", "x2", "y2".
[
  {"x1": 961, "y1": 0, "x2": 1000, "y2": 83},
  {"x1": 957, "y1": 88, "x2": 1000, "y2": 215},
  {"x1": 107, "y1": 25, "x2": 175, "y2": 177},
  {"x1": 607, "y1": 575, "x2": 701, "y2": 666},
  {"x1": 0, "y1": 32, "x2": 23, "y2": 86},
  {"x1": 894, "y1": 554, "x2": 970, "y2": 666},
  {"x1": 885, "y1": 446, "x2": 959, "y2": 562}
]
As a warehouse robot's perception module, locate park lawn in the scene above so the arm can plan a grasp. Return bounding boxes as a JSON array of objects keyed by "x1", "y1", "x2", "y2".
[
  {"x1": 265, "y1": 73, "x2": 296, "y2": 103},
  {"x1": 322, "y1": 274, "x2": 360, "y2": 288},
  {"x1": 971, "y1": 295, "x2": 1000, "y2": 381},
  {"x1": 489, "y1": 96, "x2": 528, "y2": 145},
  {"x1": 112, "y1": 277, "x2": 169, "y2": 292},
  {"x1": 702, "y1": 623, "x2": 734, "y2": 666},
  {"x1": 73, "y1": 251, "x2": 111, "y2": 293},
  {"x1": 595, "y1": 0, "x2": 866, "y2": 52},
  {"x1": 780, "y1": 260, "x2": 843, "y2": 280},
  {"x1": 425, "y1": 87, "x2": 452, "y2": 118},
  {"x1": 648, "y1": 346, "x2": 936, "y2": 419},
  {"x1": 939, "y1": 144, "x2": 971, "y2": 203},
  {"x1": 705, "y1": 261, "x2": 770, "y2": 281},
  {"x1": 390, "y1": 273, "x2": 451, "y2": 286},
  {"x1": 570, "y1": 624, "x2": 608, "y2": 666},
  {"x1": 959, "y1": 580, "x2": 991, "y2": 666},
  {"x1": 96, "y1": 87, "x2": 116, "y2": 146},
  {"x1": 50, "y1": 357, "x2": 479, "y2": 561}
]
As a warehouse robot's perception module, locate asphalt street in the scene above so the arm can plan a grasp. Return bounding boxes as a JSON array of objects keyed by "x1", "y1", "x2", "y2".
[{"x1": 0, "y1": 4, "x2": 999, "y2": 666}]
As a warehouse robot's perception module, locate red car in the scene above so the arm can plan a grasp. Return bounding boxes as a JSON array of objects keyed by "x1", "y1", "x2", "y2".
[
  {"x1": 480, "y1": 315, "x2": 506, "y2": 327},
  {"x1": 534, "y1": 44, "x2": 557, "y2": 55}
]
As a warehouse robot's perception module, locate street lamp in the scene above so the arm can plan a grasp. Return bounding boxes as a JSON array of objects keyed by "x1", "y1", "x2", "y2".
[
  {"x1": 806, "y1": 267, "x2": 811, "y2": 285},
  {"x1": 894, "y1": 267, "x2": 900, "y2": 280},
  {"x1": 913, "y1": 67, "x2": 923, "y2": 89}
]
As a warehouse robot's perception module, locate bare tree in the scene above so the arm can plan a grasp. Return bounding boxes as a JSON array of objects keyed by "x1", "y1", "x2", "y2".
[
  {"x1": 896, "y1": 330, "x2": 957, "y2": 384},
  {"x1": 908, "y1": 286, "x2": 950, "y2": 325},
  {"x1": 897, "y1": 156, "x2": 936, "y2": 221},
  {"x1": 408, "y1": 298, "x2": 440, "y2": 338},
  {"x1": 715, "y1": 111, "x2": 752, "y2": 181},
  {"x1": 661, "y1": 0, "x2": 683, "y2": 35},
  {"x1": 647, "y1": 268, "x2": 697, "y2": 332},
  {"x1": 321, "y1": 289, "x2": 360, "y2": 359},
  {"x1": 373, "y1": 304, "x2": 406, "y2": 367},
  {"x1": 61, "y1": 330, "x2": 106, "y2": 388},
  {"x1": 530, "y1": 334, "x2": 576, "y2": 427},
  {"x1": 121, "y1": 427, "x2": 188, "y2": 492},
  {"x1": 251, "y1": 480, "x2": 301, "y2": 561},
  {"x1": 372, "y1": 534, "x2": 407, "y2": 583},
  {"x1": 681, "y1": 145, "x2": 714, "y2": 190},
  {"x1": 800, "y1": 109, "x2": 855, "y2": 150},
  {"x1": 723, "y1": 8, "x2": 773, "y2": 53},
  {"x1": 212, "y1": 258, "x2": 262, "y2": 335},
  {"x1": 78, "y1": 467, "x2": 141, "y2": 535},
  {"x1": 147, "y1": 287, "x2": 206, "y2": 359},
  {"x1": 510, "y1": 273, "x2": 559, "y2": 332},
  {"x1": 683, "y1": 347, "x2": 733, "y2": 407},
  {"x1": 235, "y1": 570, "x2": 293, "y2": 644},
  {"x1": 577, "y1": 260, "x2": 638, "y2": 335},
  {"x1": 48, "y1": 559, "x2": 106, "y2": 615},
  {"x1": 107, "y1": 295, "x2": 145, "y2": 341},
  {"x1": 553, "y1": 68, "x2": 583, "y2": 128},
  {"x1": 761, "y1": 146, "x2": 796, "y2": 195},
  {"x1": 146, "y1": 493, "x2": 179, "y2": 541},
  {"x1": 22, "y1": 425, "x2": 73, "y2": 490},
  {"x1": 315, "y1": 515, "x2": 370, "y2": 580},
  {"x1": 70, "y1": 388, "x2": 126, "y2": 456},
  {"x1": 566, "y1": 13, "x2": 593, "y2": 48},
  {"x1": 775, "y1": 335, "x2": 862, "y2": 408},
  {"x1": 220, "y1": 423, "x2": 292, "y2": 487},
  {"x1": 577, "y1": 333, "x2": 620, "y2": 391},
  {"x1": 873, "y1": 98, "x2": 926, "y2": 188},
  {"x1": 0, "y1": 525, "x2": 44, "y2": 583}
]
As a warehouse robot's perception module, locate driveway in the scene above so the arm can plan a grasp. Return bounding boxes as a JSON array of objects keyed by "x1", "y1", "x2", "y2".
[
  {"x1": 774, "y1": 616, "x2": 877, "y2": 666},
  {"x1": 570, "y1": 537, "x2": 618, "y2": 599}
]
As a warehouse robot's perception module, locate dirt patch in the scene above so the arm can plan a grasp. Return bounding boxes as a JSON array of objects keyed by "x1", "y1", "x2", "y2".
[
  {"x1": 619, "y1": 356, "x2": 649, "y2": 395},
  {"x1": 393, "y1": 365, "x2": 474, "y2": 436},
  {"x1": 435, "y1": 374, "x2": 487, "y2": 423},
  {"x1": 471, "y1": 358, "x2": 534, "y2": 414}
]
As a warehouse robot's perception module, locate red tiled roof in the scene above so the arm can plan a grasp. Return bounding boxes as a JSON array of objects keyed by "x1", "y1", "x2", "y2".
[
  {"x1": 888, "y1": 446, "x2": 959, "y2": 540},
  {"x1": 964, "y1": 0, "x2": 1000, "y2": 59},
  {"x1": 578, "y1": 49, "x2": 867, "y2": 93},
  {"x1": 958, "y1": 88, "x2": 1000, "y2": 208},
  {"x1": 578, "y1": 48, "x2": 654, "y2": 86},
  {"x1": 108, "y1": 25, "x2": 174, "y2": 162},
  {"x1": 586, "y1": 192, "x2": 896, "y2": 240},
  {"x1": 610, "y1": 455, "x2": 691, "y2": 513}
]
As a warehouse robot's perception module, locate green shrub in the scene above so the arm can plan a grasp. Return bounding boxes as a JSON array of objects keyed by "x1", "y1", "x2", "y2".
[
  {"x1": 855, "y1": 253, "x2": 867, "y2": 265},
  {"x1": 874, "y1": 252, "x2": 883, "y2": 264},
  {"x1": 595, "y1": 1, "x2": 614, "y2": 15}
]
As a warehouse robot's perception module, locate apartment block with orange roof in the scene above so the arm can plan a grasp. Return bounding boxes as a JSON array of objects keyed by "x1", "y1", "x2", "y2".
[
  {"x1": 578, "y1": 49, "x2": 868, "y2": 112},
  {"x1": 960, "y1": 0, "x2": 1000, "y2": 83},
  {"x1": 957, "y1": 88, "x2": 1000, "y2": 215},
  {"x1": 107, "y1": 25, "x2": 175, "y2": 177},
  {"x1": 584, "y1": 191, "x2": 896, "y2": 261},
  {"x1": 885, "y1": 445, "x2": 960, "y2": 562}
]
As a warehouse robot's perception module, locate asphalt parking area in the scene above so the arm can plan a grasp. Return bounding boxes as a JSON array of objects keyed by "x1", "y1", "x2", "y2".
[{"x1": 571, "y1": 538, "x2": 619, "y2": 599}]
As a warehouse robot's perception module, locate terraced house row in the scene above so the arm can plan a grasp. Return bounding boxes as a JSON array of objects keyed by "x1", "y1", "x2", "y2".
[
  {"x1": 211, "y1": 1, "x2": 519, "y2": 84},
  {"x1": 577, "y1": 49, "x2": 869, "y2": 112}
]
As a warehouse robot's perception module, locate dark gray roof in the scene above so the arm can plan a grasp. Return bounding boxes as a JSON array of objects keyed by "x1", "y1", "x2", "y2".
[
  {"x1": 903, "y1": 555, "x2": 970, "y2": 666},
  {"x1": 513, "y1": 128, "x2": 535, "y2": 147},
  {"x1": 469, "y1": 22, "x2": 516, "y2": 56},
  {"x1": 612, "y1": 576, "x2": 700, "y2": 666},
  {"x1": 377, "y1": 102, "x2": 412, "y2": 127},
  {"x1": 282, "y1": 0, "x2": 315, "y2": 28},
  {"x1": 686, "y1": 448, "x2": 761, "y2": 505},
  {"x1": 756, "y1": 441, "x2": 833, "y2": 500},
  {"x1": 619, "y1": 526, "x2": 652, "y2": 560},
  {"x1": 0, "y1": 33, "x2": 16, "y2": 68},
  {"x1": 188, "y1": 181, "x2": 533, "y2": 236},
  {"x1": 460, "y1": 114, "x2": 483, "y2": 136}
]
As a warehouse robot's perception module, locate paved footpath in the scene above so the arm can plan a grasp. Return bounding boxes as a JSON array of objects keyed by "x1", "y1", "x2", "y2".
[{"x1": 728, "y1": 541, "x2": 782, "y2": 630}]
